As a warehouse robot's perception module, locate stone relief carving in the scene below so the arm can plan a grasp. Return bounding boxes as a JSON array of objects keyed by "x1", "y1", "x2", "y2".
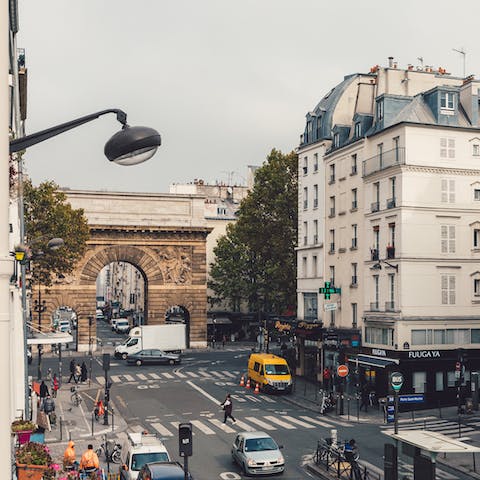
[
  {"x1": 53, "y1": 272, "x2": 75, "y2": 285},
  {"x1": 155, "y1": 246, "x2": 192, "y2": 284}
]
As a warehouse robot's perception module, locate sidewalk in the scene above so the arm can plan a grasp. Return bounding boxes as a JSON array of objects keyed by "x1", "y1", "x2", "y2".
[{"x1": 286, "y1": 375, "x2": 480, "y2": 479}]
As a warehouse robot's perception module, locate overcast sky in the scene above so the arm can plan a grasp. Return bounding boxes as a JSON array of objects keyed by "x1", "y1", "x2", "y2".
[{"x1": 17, "y1": 0, "x2": 480, "y2": 193}]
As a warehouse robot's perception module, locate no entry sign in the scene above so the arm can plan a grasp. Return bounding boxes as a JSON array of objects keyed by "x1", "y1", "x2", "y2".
[{"x1": 337, "y1": 364, "x2": 349, "y2": 377}]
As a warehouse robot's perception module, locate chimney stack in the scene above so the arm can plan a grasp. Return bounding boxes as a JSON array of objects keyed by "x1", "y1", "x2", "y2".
[{"x1": 388, "y1": 56, "x2": 394, "y2": 68}]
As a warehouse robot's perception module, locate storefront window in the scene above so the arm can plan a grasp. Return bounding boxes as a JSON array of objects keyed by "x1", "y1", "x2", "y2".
[
  {"x1": 447, "y1": 371, "x2": 456, "y2": 387},
  {"x1": 435, "y1": 372, "x2": 444, "y2": 391},
  {"x1": 472, "y1": 329, "x2": 480, "y2": 343},
  {"x1": 446, "y1": 329, "x2": 469, "y2": 344},
  {"x1": 365, "y1": 327, "x2": 394, "y2": 346},
  {"x1": 412, "y1": 330, "x2": 427, "y2": 345},
  {"x1": 434, "y1": 330, "x2": 445, "y2": 344},
  {"x1": 413, "y1": 372, "x2": 427, "y2": 393},
  {"x1": 303, "y1": 293, "x2": 318, "y2": 321}
]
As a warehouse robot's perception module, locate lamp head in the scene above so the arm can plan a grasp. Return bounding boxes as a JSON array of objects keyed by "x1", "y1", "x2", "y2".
[
  {"x1": 104, "y1": 125, "x2": 161, "y2": 166},
  {"x1": 370, "y1": 263, "x2": 382, "y2": 271}
]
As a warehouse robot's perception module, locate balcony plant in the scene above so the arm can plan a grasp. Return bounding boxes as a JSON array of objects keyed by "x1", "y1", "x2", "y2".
[
  {"x1": 15, "y1": 442, "x2": 56, "y2": 480},
  {"x1": 11, "y1": 419, "x2": 37, "y2": 444}
]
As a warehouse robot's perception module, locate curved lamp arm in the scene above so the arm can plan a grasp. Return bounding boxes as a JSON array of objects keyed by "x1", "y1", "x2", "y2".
[{"x1": 9, "y1": 109, "x2": 127, "y2": 154}]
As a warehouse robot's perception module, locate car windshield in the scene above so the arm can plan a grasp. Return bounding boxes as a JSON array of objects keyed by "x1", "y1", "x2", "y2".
[
  {"x1": 265, "y1": 364, "x2": 289, "y2": 375},
  {"x1": 118, "y1": 321, "x2": 128, "y2": 326},
  {"x1": 131, "y1": 452, "x2": 169, "y2": 470},
  {"x1": 245, "y1": 437, "x2": 278, "y2": 452}
]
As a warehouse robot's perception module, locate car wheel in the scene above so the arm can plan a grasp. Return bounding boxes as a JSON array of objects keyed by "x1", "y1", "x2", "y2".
[
  {"x1": 135, "y1": 359, "x2": 142, "y2": 366},
  {"x1": 121, "y1": 353, "x2": 128, "y2": 360},
  {"x1": 168, "y1": 359, "x2": 175, "y2": 365}
]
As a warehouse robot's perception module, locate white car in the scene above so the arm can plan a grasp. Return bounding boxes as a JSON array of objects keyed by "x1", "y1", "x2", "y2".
[
  {"x1": 115, "y1": 319, "x2": 130, "y2": 334},
  {"x1": 111, "y1": 318, "x2": 118, "y2": 331},
  {"x1": 59, "y1": 320, "x2": 71, "y2": 334}
]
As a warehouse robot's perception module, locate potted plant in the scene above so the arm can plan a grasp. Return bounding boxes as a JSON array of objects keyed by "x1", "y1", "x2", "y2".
[
  {"x1": 15, "y1": 442, "x2": 57, "y2": 480},
  {"x1": 11, "y1": 419, "x2": 37, "y2": 445}
]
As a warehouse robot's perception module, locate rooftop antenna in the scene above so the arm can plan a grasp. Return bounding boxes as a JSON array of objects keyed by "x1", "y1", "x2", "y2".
[
  {"x1": 417, "y1": 56, "x2": 424, "y2": 68},
  {"x1": 452, "y1": 47, "x2": 466, "y2": 77}
]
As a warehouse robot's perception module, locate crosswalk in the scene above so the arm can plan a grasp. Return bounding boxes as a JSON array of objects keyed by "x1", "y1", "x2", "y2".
[
  {"x1": 381, "y1": 416, "x2": 478, "y2": 438},
  {"x1": 98, "y1": 370, "x2": 242, "y2": 385},
  {"x1": 128, "y1": 411, "x2": 353, "y2": 439}
]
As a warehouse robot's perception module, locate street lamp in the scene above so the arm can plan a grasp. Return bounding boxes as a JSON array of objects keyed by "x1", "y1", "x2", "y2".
[{"x1": 370, "y1": 259, "x2": 399, "y2": 271}]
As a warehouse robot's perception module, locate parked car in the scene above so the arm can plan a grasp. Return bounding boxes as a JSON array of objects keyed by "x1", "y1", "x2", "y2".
[
  {"x1": 137, "y1": 462, "x2": 193, "y2": 480},
  {"x1": 126, "y1": 349, "x2": 181, "y2": 366},
  {"x1": 231, "y1": 431, "x2": 285, "y2": 476},
  {"x1": 59, "y1": 320, "x2": 71, "y2": 334},
  {"x1": 115, "y1": 319, "x2": 130, "y2": 334}
]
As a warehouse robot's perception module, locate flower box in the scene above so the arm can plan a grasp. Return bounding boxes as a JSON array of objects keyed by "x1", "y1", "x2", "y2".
[
  {"x1": 17, "y1": 430, "x2": 33, "y2": 445},
  {"x1": 16, "y1": 463, "x2": 49, "y2": 480}
]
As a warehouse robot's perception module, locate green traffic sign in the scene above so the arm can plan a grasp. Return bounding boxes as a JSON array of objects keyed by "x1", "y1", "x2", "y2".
[
  {"x1": 391, "y1": 371, "x2": 404, "y2": 392},
  {"x1": 319, "y1": 281, "x2": 341, "y2": 300}
]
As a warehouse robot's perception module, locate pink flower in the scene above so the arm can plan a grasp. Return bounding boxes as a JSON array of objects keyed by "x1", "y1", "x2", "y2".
[{"x1": 51, "y1": 463, "x2": 60, "y2": 471}]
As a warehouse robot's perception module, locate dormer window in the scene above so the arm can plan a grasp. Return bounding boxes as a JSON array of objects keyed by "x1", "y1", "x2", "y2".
[
  {"x1": 333, "y1": 133, "x2": 340, "y2": 147},
  {"x1": 473, "y1": 144, "x2": 480, "y2": 156},
  {"x1": 376, "y1": 100, "x2": 384, "y2": 120},
  {"x1": 354, "y1": 122, "x2": 362, "y2": 137},
  {"x1": 440, "y1": 92, "x2": 454, "y2": 110}
]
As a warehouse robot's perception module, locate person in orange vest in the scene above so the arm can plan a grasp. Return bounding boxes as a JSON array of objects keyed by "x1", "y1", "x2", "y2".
[
  {"x1": 94, "y1": 400, "x2": 105, "y2": 421},
  {"x1": 79, "y1": 444, "x2": 100, "y2": 471},
  {"x1": 63, "y1": 441, "x2": 76, "y2": 470}
]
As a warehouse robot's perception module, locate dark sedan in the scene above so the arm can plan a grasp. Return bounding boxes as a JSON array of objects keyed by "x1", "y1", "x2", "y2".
[
  {"x1": 126, "y1": 349, "x2": 181, "y2": 366},
  {"x1": 138, "y1": 462, "x2": 193, "y2": 480}
]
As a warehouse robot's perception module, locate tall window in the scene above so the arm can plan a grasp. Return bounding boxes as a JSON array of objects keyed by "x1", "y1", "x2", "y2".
[
  {"x1": 441, "y1": 225, "x2": 455, "y2": 253},
  {"x1": 474, "y1": 278, "x2": 480, "y2": 296},
  {"x1": 312, "y1": 256, "x2": 318, "y2": 278},
  {"x1": 388, "y1": 273, "x2": 395, "y2": 307},
  {"x1": 351, "y1": 154, "x2": 358, "y2": 175},
  {"x1": 474, "y1": 228, "x2": 480, "y2": 249},
  {"x1": 313, "y1": 220, "x2": 318, "y2": 244},
  {"x1": 303, "y1": 293, "x2": 317, "y2": 320},
  {"x1": 351, "y1": 188, "x2": 358, "y2": 209},
  {"x1": 441, "y1": 274, "x2": 456, "y2": 305},
  {"x1": 303, "y1": 187, "x2": 308, "y2": 209},
  {"x1": 372, "y1": 182, "x2": 380, "y2": 212},
  {"x1": 329, "y1": 196, "x2": 335, "y2": 216},
  {"x1": 373, "y1": 226, "x2": 380, "y2": 252},
  {"x1": 351, "y1": 303, "x2": 357, "y2": 328},
  {"x1": 303, "y1": 221, "x2": 308, "y2": 246},
  {"x1": 413, "y1": 372, "x2": 427, "y2": 394},
  {"x1": 440, "y1": 92, "x2": 454, "y2": 110},
  {"x1": 354, "y1": 122, "x2": 361, "y2": 137},
  {"x1": 330, "y1": 266, "x2": 335, "y2": 285},
  {"x1": 440, "y1": 138, "x2": 455, "y2": 158},
  {"x1": 303, "y1": 157, "x2": 308, "y2": 175},
  {"x1": 333, "y1": 133, "x2": 340, "y2": 148},
  {"x1": 329, "y1": 229, "x2": 335, "y2": 253},
  {"x1": 377, "y1": 143, "x2": 384, "y2": 165},
  {"x1": 376, "y1": 100, "x2": 384, "y2": 120},
  {"x1": 313, "y1": 184, "x2": 318, "y2": 208},
  {"x1": 313, "y1": 153, "x2": 319, "y2": 172},
  {"x1": 388, "y1": 177, "x2": 396, "y2": 208},
  {"x1": 302, "y1": 257, "x2": 307, "y2": 277},
  {"x1": 473, "y1": 144, "x2": 480, "y2": 156},
  {"x1": 351, "y1": 263, "x2": 358, "y2": 285},
  {"x1": 352, "y1": 224, "x2": 358, "y2": 249},
  {"x1": 373, "y1": 275, "x2": 379, "y2": 308},
  {"x1": 329, "y1": 164, "x2": 336, "y2": 183},
  {"x1": 441, "y1": 179, "x2": 455, "y2": 203},
  {"x1": 475, "y1": 189, "x2": 480, "y2": 201},
  {"x1": 393, "y1": 136, "x2": 400, "y2": 162}
]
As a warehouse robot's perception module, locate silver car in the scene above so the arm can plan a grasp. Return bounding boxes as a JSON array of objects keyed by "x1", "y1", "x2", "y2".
[{"x1": 231, "y1": 431, "x2": 285, "y2": 476}]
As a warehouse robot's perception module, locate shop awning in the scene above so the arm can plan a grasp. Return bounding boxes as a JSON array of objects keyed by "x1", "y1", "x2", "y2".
[
  {"x1": 349, "y1": 354, "x2": 399, "y2": 369},
  {"x1": 207, "y1": 317, "x2": 232, "y2": 325},
  {"x1": 27, "y1": 332, "x2": 73, "y2": 345}
]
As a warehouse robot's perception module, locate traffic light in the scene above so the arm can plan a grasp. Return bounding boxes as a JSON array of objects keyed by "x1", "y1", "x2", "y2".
[
  {"x1": 179, "y1": 422, "x2": 193, "y2": 457},
  {"x1": 102, "y1": 353, "x2": 110, "y2": 371}
]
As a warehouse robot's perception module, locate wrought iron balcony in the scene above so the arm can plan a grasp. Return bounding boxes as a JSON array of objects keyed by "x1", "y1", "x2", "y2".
[
  {"x1": 386, "y1": 246, "x2": 395, "y2": 259},
  {"x1": 314, "y1": 199, "x2": 318, "y2": 208},
  {"x1": 362, "y1": 147, "x2": 405, "y2": 177},
  {"x1": 370, "y1": 302, "x2": 380, "y2": 311},
  {"x1": 351, "y1": 238, "x2": 358, "y2": 249},
  {"x1": 351, "y1": 200, "x2": 358, "y2": 210},
  {"x1": 385, "y1": 301, "x2": 396, "y2": 311},
  {"x1": 329, "y1": 243, "x2": 335, "y2": 253},
  {"x1": 371, "y1": 248, "x2": 379, "y2": 261},
  {"x1": 371, "y1": 201, "x2": 380, "y2": 213},
  {"x1": 351, "y1": 275, "x2": 358, "y2": 285},
  {"x1": 387, "y1": 197, "x2": 396, "y2": 209}
]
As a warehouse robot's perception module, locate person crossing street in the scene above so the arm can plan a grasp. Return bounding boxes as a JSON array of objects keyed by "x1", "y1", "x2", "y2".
[
  {"x1": 220, "y1": 394, "x2": 236, "y2": 424},
  {"x1": 79, "y1": 444, "x2": 99, "y2": 473}
]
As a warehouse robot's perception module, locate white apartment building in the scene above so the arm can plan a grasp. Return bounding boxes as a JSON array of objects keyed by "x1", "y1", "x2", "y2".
[{"x1": 297, "y1": 59, "x2": 480, "y2": 406}]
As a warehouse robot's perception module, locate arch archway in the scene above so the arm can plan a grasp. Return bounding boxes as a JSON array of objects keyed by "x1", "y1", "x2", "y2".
[{"x1": 40, "y1": 225, "x2": 210, "y2": 351}]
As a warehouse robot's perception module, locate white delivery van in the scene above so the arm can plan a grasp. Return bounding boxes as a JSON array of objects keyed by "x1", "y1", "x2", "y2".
[
  {"x1": 121, "y1": 432, "x2": 171, "y2": 480},
  {"x1": 114, "y1": 324, "x2": 186, "y2": 359}
]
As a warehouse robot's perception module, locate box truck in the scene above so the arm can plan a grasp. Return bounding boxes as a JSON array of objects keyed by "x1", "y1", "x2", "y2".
[{"x1": 114, "y1": 324, "x2": 186, "y2": 359}]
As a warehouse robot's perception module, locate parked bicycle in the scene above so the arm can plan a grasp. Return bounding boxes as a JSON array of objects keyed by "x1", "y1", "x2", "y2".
[
  {"x1": 71, "y1": 386, "x2": 82, "y2": 407},
  {"x1": 96, "y1": 437, "x2": 121, "y2": 464}
]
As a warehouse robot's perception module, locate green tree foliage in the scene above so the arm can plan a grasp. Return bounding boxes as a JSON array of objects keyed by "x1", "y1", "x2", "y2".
[
  {"x1": 23, "y1": 180, "x2": 90, "y2": 287},
  {"x1": 209, "y1": 148, "x2": 298, "y2": 314}
]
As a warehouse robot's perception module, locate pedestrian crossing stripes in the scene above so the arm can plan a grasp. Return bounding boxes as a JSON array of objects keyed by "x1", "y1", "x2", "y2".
[
  {"x1": 128, "y1": 411, "x2": 354, "y2": 440},
  {"x1": 103, "y1": 370, "x2": 248, "y2": 384}
]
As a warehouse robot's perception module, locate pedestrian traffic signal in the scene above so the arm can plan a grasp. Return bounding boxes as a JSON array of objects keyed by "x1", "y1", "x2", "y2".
[
  {"x1": 102, "y1": 353, "x2": 110, "y2": 371},
  {"x1": 179, "y1": 422, "x2": 193, "y2": 457}
]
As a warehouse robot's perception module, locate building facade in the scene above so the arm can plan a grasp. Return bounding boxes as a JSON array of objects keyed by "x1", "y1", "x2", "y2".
[{"x1": 297, "y1": 59, "x2": 480, "y2": 407}]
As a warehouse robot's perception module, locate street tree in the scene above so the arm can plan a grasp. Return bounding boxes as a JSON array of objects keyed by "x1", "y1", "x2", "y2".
[
  {"x1": 209, "y1": 148, "x2": 298, "y2": 314},
  {"x1": 23, "y1": 179, "x2": 90, "y2": 287}
]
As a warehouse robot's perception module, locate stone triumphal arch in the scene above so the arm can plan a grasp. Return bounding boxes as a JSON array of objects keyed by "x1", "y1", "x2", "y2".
[{"x1": 39, "y1": 190, "x2": 211, "y2": 351}]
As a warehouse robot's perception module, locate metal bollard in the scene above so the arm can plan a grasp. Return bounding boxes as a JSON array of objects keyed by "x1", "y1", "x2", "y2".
[
  {"x1": 111, "y1": 407, "x2": 114, "y2": 432},
  {"x1": 92, "y1": 412, "x2": 94, "y2": 437},
  {"x1": 59, "y1": 416, "x2": 63, "y2": 441}
]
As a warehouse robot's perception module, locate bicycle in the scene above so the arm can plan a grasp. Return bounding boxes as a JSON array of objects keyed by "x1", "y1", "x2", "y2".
[{"x1": 71, "y1": 386, "x2": 82, "y2": 407}]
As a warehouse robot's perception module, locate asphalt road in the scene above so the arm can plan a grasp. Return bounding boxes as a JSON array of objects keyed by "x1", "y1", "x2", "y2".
[{"x1": 32, "y1": 320, "x2": 479, "y2": 480}]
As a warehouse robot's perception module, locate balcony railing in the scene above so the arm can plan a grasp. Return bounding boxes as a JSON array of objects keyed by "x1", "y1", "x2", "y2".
[
  {"x1": 351, "y1": 200, "x2": 358, "y2": 210},
  {"x1": 371, "y1": 248, "x2": 379, "y2": 261},
  {"x1": 351, "y1": 238, "x2": 358, "y2": 249},
  {"x1": 371, "y1": 201, "x2": 380, "y2": 213},
  {"x1": 385, "y1": 301, "x2": 396, "y2": 311},
  {"x1": 351, "y1": 165, "x2": 357, "y2": 175},
  {"x1": 329, "y1": 243, "x2": 335, "y2": 253},
  {"x1": 303, "y1": 201, "x2": 308, "y2": 210},
  {"x1": 329, "y1": 208, "x2": 336, "y2": 217},
  {"x1": 313, "y1": 234, "x2": 318, "y2": 244},
  {"x1": 303, "y1": 236, "x2": 308, "y2": 246},
  {"x1": 386, "y1": 246, "x2": 395, "y2": 259},
  {"x1": 303, "y1": 166, "x2": 308, "y2": 175},
  {"x1": 351, "y1": 275, "x2": 358, "y2": 285},
  {"x1": 370, "y1": 302, "x2": 380, "y2": 311},
  {"x1": 387, "y1": 197, "x2": 396, "y2": 209},
  {"x1": 362, "y1": 147, "x2": 405, "y2": 177},
  {"x1": 314, "y1": 199, "x2": 318, "y2": 208},
  {"x1": 329, "y1": 175, "x2": 335, "y2": 184}
]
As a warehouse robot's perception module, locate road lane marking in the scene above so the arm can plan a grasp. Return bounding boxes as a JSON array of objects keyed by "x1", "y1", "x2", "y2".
[
  {"x1": 230, "y1": 395, "x2": 247, "y2": 403},
  {"x1": 222, "y1": 372, "x2": 237, "y2": 378},
  {"x1": 259, "y1": 395, "x2": 276, "y2": 403},
  {"x1": 123, "y1": 374, "x2": 135, "y2": 381},
  {"x1": 137, "y1": 373, "x2": 148, "y2": 380},
  {"x1": 211, "y1": 371, "x2": 226, "y2": 378},
  {"x1": 186, "y1": 371, "x2": 199, "y2": 378},
  {"x1": 208, "y1": 418, "x2": 237, "y2": 433},
  {"x1": 96, "y1": 376, "x2": 105, "y2": 385},
  {"x1": 174, "y1": 371, "x2": 187, "y2": 378},
  {"x1": 148, "y1": 373, "x2": 161, "y2": 379},
  {"x1": 151, "y1": 422, "x2": 174, "y2": 437},
  {"x1": 245, "y1": 417, "x2": 276, "y2": 431},
  {"x1": 198, "y1": 371, "x2": 210, "y2": 378},
  {"x1": 234, "y1": 419, "x2": 254, "y2": 432},
  {"x1": 299, "y1": 416, "x2": 333, "y2": 428},
  {"x1": 191, "y1": 420, "x2": 215, "y2": 435},
  {"x1": 162, "y1": 372, "x2": 174, "y2": 379},
  {"x1": 281, "y1": 415, "x2": 315, "y2": 428},
  {"x1": 264, "y1": 416, "x2": 296, "y2": 429},
  {"x1": 110, "y1": 375, "x2": 122, "y2": 383},
  {"x1": 186, "y1": 380, "x2": 221, "y2": 404}
]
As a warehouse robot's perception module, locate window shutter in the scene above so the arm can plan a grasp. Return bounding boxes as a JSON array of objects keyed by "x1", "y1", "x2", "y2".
[
  {"x1": 441, "y1": 274, "x2": 448, "y2": 304},
  {"x1": 449, "y1": 275, "x2": 456, "y2": 304},
  {"x1": 449, "y1": 226, "x2": 456, "y2": 253},
  {"x1": 441, "y1": 226, "x2": 448, "y2": 253},
  {"x1": 449, "y1": 180, "x2": 455, "y2": 203},
  {"x1": 440, "y1": 138, "x2": 447, "y2": 158},
  {"x1": 441, "y1": 179, "x2": 448, "y2": 202}
]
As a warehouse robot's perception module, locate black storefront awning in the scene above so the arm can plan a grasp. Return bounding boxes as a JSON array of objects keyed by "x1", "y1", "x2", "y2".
[{"x1": 349, "y1": 354, "x2": 399, "y2": 369}]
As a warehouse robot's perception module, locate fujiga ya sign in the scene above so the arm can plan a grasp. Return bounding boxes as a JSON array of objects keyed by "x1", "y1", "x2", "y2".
[{"x1": 408, "y1": 350, "x2": 441, "y2": 359}]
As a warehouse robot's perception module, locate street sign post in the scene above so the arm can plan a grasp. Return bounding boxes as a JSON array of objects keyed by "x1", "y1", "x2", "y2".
[
  {"x1": 390, "y1": 372, "x2": 404, "y2": 435},
  {"x1": 324, "y1": 302, "x2": 337, "y2": 311},
  {"x1": 337, "y1": 365, "x2": 349, "y2": 378}
]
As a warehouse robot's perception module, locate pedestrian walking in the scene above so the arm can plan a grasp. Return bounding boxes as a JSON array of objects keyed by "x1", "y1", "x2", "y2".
[
  {"x1": 79, "y1": 444, "x2": 100, "y2": 472},
  {"x1": 39, "y1": 380, "x2": 49, "y2": 407},
  {"x1": 67, "y1": 359, "x2": 76, "y2": 383},
  {"x1": 220, "y1": 393, "x2": 236, "y2": 424},
  {"x1": 222, "y1": 335, "x2": 227, "y2": 348},
  {"x1": 63, "y1": 441, "x2": 76, "y2": 470},
  {"x1": 359, "y1": 385, "x2": 369, "y2": 412},
  {"x1": 119, "y1": 464, "x2": 129, "y2": 480},
  {"x1": 42, "y1": 394, "x2": 56, "y2": 426},
  {"x1": 94, "y1": 400, "x2": 105, "y2": 421},
  {"x1": 80, "y1": 361, "x2": 88, "y2": 383},
  {"x1": 51, "y1": 373, "x2": 59, "y2": 398},
  {"x1": 344, "y1": 439, "x2": 361, "y2": 480},
  {"x1": 74, "y1": 363, "x2": 81, "y2": 383}
]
